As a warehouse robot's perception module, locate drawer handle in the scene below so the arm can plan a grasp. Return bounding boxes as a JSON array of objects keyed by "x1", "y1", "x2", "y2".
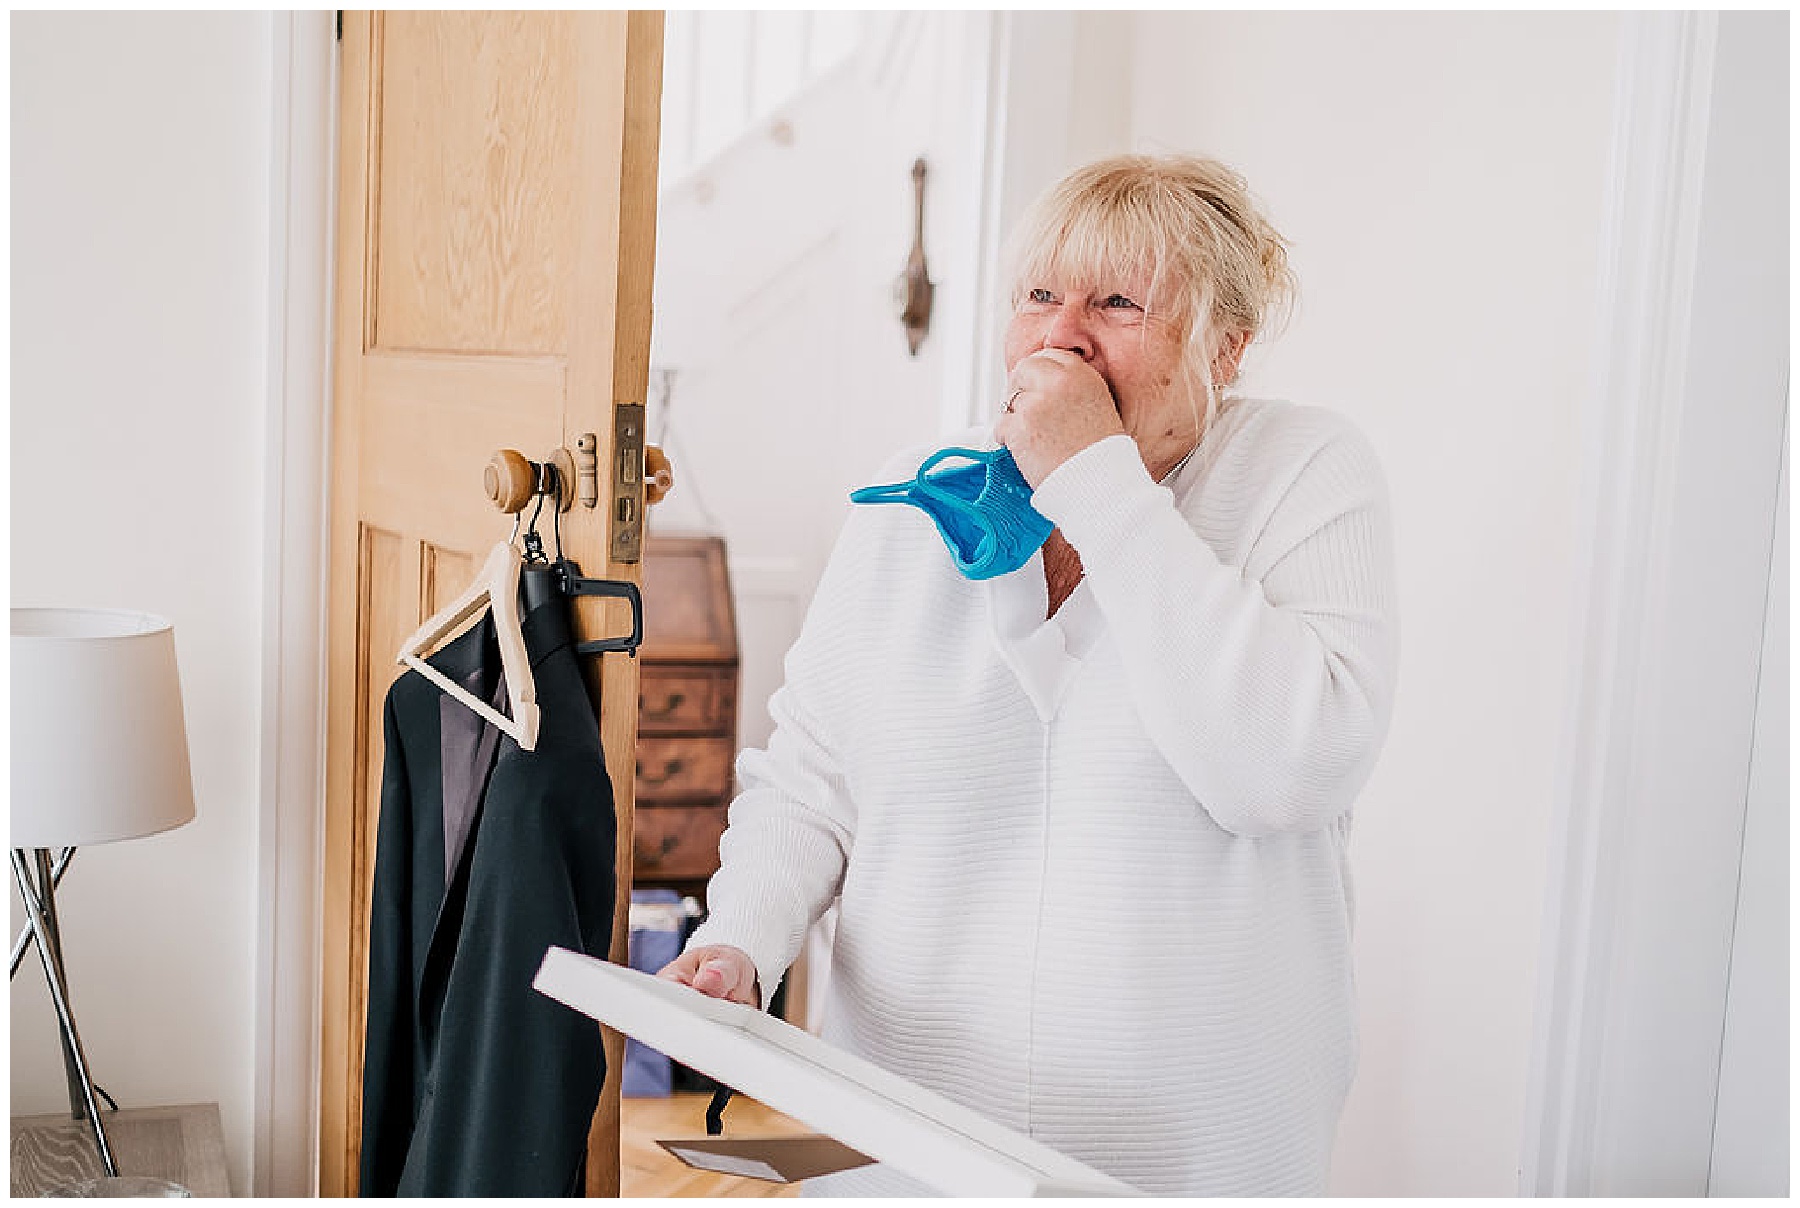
[
  {"x1": 643, "y1": 692, "x2": 686, "y2": 720},
  {"x1": 638, "y1": 758, "x2": 686, "y2": 786},
  {"x1": 635, "y1": 833, "x2": 680, "y2": 865}
]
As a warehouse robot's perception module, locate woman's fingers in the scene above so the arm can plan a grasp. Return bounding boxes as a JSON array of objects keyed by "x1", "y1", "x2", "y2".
[
  {"x1": 656, "y1": 944, "x2": 761, "y2": 1006},
  {"x1": 999, "y1": 351, "x2": 1124, "y2": 485},
  {"x1": 692, "y1": 959, "x2": 739, "y2": 998}
]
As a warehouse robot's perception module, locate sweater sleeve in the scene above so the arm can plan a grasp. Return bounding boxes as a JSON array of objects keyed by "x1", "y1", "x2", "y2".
[
  {"x1": 1030, "y1": 423, "x2": 1398, "y2": 838},
  {"x1": 683, "y1": 520, "x2": 874, "y2": 1002}
]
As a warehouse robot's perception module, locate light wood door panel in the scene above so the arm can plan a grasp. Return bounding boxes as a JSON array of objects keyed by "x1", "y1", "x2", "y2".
[
  {"x1": 321, "y1": 11, "x2": 662, "y2": 1197},
  {"x1": 373, "y1": 11, "x2": 580, "y2": 357}
]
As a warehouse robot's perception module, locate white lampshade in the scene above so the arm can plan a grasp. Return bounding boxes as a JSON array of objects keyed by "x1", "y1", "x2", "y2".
[{"x1": 11, "y1": 608, "x2": 197, "y2": 848}]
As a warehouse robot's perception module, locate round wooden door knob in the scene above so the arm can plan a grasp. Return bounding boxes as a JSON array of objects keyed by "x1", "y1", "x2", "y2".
[
  {"x1": 645, "y1": 444, "x2": 674, "y2": 505},
  {"x1": 485, "y1": 449, "x2": 535, "y2": 513}
]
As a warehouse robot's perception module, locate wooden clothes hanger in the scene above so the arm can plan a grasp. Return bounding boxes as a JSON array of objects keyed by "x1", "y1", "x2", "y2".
[{"x1": 396, "y1": 539, "x2": 541, "y2": 751}]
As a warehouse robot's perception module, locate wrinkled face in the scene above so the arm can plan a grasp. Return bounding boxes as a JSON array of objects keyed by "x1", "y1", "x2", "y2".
[{"x1": 1002, "y1": 267, "x2": 1199, "y2": 451}]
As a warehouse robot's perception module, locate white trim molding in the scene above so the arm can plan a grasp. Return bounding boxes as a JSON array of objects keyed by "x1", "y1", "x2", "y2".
[
  {"x1": 956, "y1": 10, "x2": 1089, "y2": 432},
  {"x1": 952, "y1": 9, "x2": 1013, "y2": 433},
  {"x1": 934, "y1": 10, "x2": 1005, "y2": 436},
  {"x1": 1522, "y1": 18, "x2": 1715, "y2": 1188},
  {"x1": 252, "y1": 10, "x2": 336, "y2": 1197},
  {"x1": 1524, "y1": 10, "x2": 1788, "y2": 1195},
  {"x1": 949, "y1": 12, "x2": 1138, "y2": 432}
]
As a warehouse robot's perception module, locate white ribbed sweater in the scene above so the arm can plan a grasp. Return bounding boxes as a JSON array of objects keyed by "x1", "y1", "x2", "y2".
[{"x1": 687, "y1": 397, "x2": 1399, "y2": 1196}]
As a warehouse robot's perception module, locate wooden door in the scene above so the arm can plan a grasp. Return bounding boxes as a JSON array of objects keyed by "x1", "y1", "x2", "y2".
[{"x1": 319, "y1": 12, "x2": 662, "y2": 1197}]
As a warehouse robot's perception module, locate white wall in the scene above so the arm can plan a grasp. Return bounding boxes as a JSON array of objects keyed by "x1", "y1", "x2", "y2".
[
  {"x1": 10, "y1": 12, "x2": 276, "y2": 1195},
  {"x1": 1125, "y1": 11, "x2": 1626, "y2": 1195}
]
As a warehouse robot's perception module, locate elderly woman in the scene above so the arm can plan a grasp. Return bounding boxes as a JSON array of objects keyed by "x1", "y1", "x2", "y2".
[{"x1": 659, "y1": 154, "x2": 1399, "y2": 1196}]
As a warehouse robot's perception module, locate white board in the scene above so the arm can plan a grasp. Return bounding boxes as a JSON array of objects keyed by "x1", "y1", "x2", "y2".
[{"x1": 531, "y1": 946, "x2": 1140, "y2": 1197}]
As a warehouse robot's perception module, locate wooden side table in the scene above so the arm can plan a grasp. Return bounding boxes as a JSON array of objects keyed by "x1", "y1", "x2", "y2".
[{"x1": 10, "y1": 1103, "x2": 230, "y2": 1197}]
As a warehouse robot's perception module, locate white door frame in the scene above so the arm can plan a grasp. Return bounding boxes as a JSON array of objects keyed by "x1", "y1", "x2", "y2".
[
  {"x1": 253, "y1": 10, "x2": 336, "y2": 1197},
  {"x1": 1707, "y1": 413, "x2": 1788, "y2": 1195},
  {"x1": 1521, "y1": 10, "x2": 1788, "y2": 1195}
]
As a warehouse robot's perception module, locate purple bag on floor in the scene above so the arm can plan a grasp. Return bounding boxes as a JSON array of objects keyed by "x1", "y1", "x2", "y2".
[{"x1": 624, "y1": 889, "x2": 685, "y2": 1097}]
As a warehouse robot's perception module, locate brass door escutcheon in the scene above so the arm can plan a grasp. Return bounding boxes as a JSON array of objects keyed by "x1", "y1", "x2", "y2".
[{"x1": 611, "y1": 404, "x2": 647, "y2": 564}]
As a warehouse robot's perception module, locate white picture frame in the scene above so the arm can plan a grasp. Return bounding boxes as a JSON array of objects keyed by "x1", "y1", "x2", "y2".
[{"x1": 532, "y1": 946, "x2": 1139, "y2": 1197}]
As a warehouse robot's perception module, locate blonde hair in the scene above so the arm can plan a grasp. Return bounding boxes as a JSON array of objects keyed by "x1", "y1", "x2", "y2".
[{"x1": 1005, "y1": 154, "x2": 1296, "y2": 435}]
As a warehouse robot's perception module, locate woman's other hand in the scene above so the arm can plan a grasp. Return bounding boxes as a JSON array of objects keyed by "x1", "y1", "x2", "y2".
[
  {"x1": 996, "y1": 348, "x2": 1127, "y2": 486},
  {"x1": 657, "y1": 944, "x2": 761, "y2": 1007}
]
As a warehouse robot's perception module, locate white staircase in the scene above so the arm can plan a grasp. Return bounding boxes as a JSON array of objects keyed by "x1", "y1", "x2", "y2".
[{"x1": 658, "y1": 11, "x2": 866, "y2": 192}]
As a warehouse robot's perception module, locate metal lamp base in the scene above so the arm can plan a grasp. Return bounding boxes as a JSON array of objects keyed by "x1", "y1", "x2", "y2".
[{"x1": 10, "y1": 847, "x2": 120, "y2": 1178}]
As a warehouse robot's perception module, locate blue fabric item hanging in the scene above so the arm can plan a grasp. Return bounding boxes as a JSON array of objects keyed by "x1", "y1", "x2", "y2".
[{"x1": 849, "y1": 446, "x2": 1054, "y2": 580}]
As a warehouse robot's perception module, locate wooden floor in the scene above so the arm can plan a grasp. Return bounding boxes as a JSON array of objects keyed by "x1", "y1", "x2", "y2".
[
  {"x1": 13, "y1": 1096, "x2": 808, "y2": 1197},
  {"x1": 621, "y1": 1092, "x2": 812, "y2": 1197}
]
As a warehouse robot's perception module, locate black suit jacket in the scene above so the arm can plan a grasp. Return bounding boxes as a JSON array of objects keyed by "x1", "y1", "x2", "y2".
[{"x1": 360, "y1": 591, "x2": 616, "y2": 1197}]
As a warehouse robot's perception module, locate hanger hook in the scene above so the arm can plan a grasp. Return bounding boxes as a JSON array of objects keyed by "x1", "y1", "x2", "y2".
[
  {"x1": 552, "y1": 475, "x2": 565, "y2": 562},
  {"x1": 521, "y1": 486, "x2": 550, "y2": 564}
]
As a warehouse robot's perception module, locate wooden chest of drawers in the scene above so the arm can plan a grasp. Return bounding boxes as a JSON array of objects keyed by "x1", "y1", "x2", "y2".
[{"x1": 633, "y1": 534, "x2": 739, "y2": 893}]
